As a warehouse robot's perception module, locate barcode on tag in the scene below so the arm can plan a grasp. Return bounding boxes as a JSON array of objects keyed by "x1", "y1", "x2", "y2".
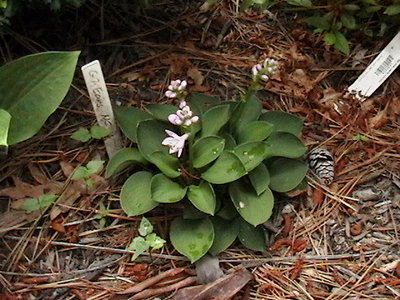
[
  {"x1": 81, "y1": 60, "x2": 122, "y2": 157},
  {"x1": 347, "y1": 31, "x2": 400, "y2": 100}
]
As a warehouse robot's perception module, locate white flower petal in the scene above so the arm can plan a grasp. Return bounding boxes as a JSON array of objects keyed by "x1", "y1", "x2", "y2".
[
  {"x1": 168, "y1": 114, "x2": 182, "y2": 125},
  {"x1": 165, "y1": 129, "x2": 179, "y2": 138},
  {"x1": 165, "y1": 90, "x2": 177, "y2": 98},
  {"x1": 179, "y1": 101, "x2": 187, "y2": 109},
  {"x1": 261, "y1": 75, "x2": 269, "y2": 81},
  {"x1": 191, "y1": 116, "x2": 199, "y2": 123}
]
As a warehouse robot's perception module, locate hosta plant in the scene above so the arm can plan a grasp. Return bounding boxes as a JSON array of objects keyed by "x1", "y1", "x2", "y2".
[{"x1": 106, "y1": 58, "x2": 308, "y2": 262}]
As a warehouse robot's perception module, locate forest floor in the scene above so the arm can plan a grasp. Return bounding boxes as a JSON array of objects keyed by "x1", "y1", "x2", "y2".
[{"x1": 0, "y1": 1, "x2": 399, "y2": 299}]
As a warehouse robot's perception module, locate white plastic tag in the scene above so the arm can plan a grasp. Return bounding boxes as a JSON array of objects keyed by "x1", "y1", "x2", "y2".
[
  {"x1": 81, "y1": 60, "x2": 122, "y2": 157},
  {"x1": 347, "y1": 31, "x2": 400, "y2": 100}
]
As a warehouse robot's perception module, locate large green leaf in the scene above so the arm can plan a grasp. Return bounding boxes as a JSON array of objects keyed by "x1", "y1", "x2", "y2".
[
  {"x1": 151, "y1": 173, "x2": 187, "y2": 203},
  {"x1": 192, "y1": 136, "x2": 225, "y2": 168},
  {"x1": 201, "y1": 151, "x2": 247, "y2": 184},
  {"x1": 187, "y1": 181, "x2": 216, "y2": 215},
  {"x1": 201, "y1": 104, "x2": 231, "y2": 137},
  {"x1": 229, "y1": 179, "x2": 274, "y2": 226},
  {"x1": 186, "y1": 92, "x2": 220, "y2": 114},
  {"x1": 148, "y1": 151, "x2": 181, "y2": 178},
  {"x1": 120, "y1": 171, "x2": 158, "y2": 216},
  {"x1": 170, "y1": 217, "x2": 214, "y2": 263},
  {"x1": 238, "y1": 219, "x2": 266, "y2": 251},
  {"x1": 105, "y1": 148, "x2": 147, "y2": 178},
  {"x1": 231, "y1": 95, "x2": 262, "y2": 133},
  {"x1": 0, "y1": 51, "x2": 80, "y2": 145},
  {"x1": 144, "y1": 104, "x2": 177, "y2": 121},
  {"x1": 216, "y1": 198, "x2": 239, "y2": 220},
  {"x1": 209, "y1": 217, "x2": 239, "y2": 256},
  {"x1": 267, "y1": 157, "x2": 308, "y2": 193},
  {"x1": 137, "y1": 120, "x2": 173, "y2": 161},
  {"x1": 265, "y1": 132, "x2": 307, "y2": 158},
  {"x1": 233, "y1": 142, "x2": 270, "y2": 172},
  {"x1": 114, "y1": 106, "x2": 152, "y2": 143},
  {"x1": 248, "y1": 163, "x2": 270, "y2": 196},
  {"x1": 0, "y1": 109, "x2": 11, "y2": 146},
  {"x1": 238, "y1": 120, "x2": 273, "y2": 144},
  {"x1": 259, "y1": 111, "x2": 303, "y2": 136}
]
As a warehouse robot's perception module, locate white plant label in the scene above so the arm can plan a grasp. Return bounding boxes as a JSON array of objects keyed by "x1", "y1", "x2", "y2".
[
  {"x1": 347, "y1": 31, "x2": 400, "y2": 100},
  {"x1": 81, "y1": 60, "x2": 122, "y2": 157}
]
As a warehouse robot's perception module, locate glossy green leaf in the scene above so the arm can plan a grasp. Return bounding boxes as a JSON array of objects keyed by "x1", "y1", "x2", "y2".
[
  {"x1": 231, "y1": 95, "x2": 262, "y2": 133},
  {"x1": 341, "y1": 13, "x2": 356, "y2": 29},
  {"x1": 334, "y1": 32, "x2": 350, "y2": 55},
  {"x1": 90, "y1": 125, "x2": 110, "y2": 139},
  {"x1": 170, "y1": 217, "x2": 214, "y2": 263},
  {"x1": 192, "y1": 136, "x2": 225, "y2": 168},
  {"x1": 148, "y1": 151, "x2": 181, "y2": 178},
  {"x1": 201, "y1": 104, "x2": 231, "y2": 137},
  {"x1": 233, "y1": 142, "x2": 270, "y2": 172},
  {"x1": 138, "y1": 217, "x2": 153, "y2": 236},
  {"x1": 120, "y1": 171, "x2": 158, "y2": 216},
  {"x1": 0, "y1": 51, "x2": 80, "y2": 145},
  {"x1": 259, "y1": 111, "x2": 303, "y2": 136},
  {"x1": 137, "y1": 120, "x2": 172, "y2": 161},
  {"x1": 201, "y1": 151, "x2": 247, "y2": 184},
  {"x1": 188, "y1": 181, "x2": 216, "y2": 215},
  {"x1": 186, "y1": 92, "x2": 220, "y2": 114},
  {"x1": 238, "y1": 219, "x2": 266, "y2": 251},
  {"x1": 265, "y1": 132, "x2": 307, "y2": 159},
  {"x1": 221, "y1": 133, "x2": 236, "y2": 150},
  {"x1": 0, "y1": 109, "x2": 11, "y2": 146},
  {"x1": 114, "y1": 106, "x2": 152, "y2": 143},
  {"x1": 229, "y1": 180, "x2": 274, "y2": 226},
  {"x1": 151, "y1": 173, "x2": 187, "y2": 203},
  {"x1": 385, "y1": 5, "x2": 400, "y2": 15},
  {"x1": 209, "y1": 217, "x2": 239, "y2": 255},
  {"x1": 105, "y1": 148, "x2": 146, "y2": 178},
  {"x1": 248, "y1": 163, "x2": 270, "y2": 196},
  {"x1": 238, "y1": 120, "x2": 273, "y2": 144},
  {"x1": 71, "y1": 128, "x2": 91, "y2": 142},
  {"x1": 144, "y1": 104, "x2": 177, "y2": 121},
  {"x1": 268, "y1": 158, "x2": 308, "y2": 193}
]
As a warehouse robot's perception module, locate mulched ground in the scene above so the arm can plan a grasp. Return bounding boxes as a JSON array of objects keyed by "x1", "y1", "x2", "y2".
[{"x1": 0, "y1": 1, "x2": 399, "y2": 299}]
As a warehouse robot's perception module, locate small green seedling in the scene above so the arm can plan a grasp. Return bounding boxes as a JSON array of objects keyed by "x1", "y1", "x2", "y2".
[
  {"x1": 352, "y1": 134, "x2": 369, "y2": 142},
  {"x1": 127, "y1": 217, "x2": 166, "y2": 261},
  {"x1": 21, "y1": 194, "x2": 58, "y2": 211},
  {"x1": 71, "y1": 160, "x2": 104, "y2": 188},
  {"x1": 71, "y1": 125, "x2": 110, "y2": 142},
  {"x1": 94, "y1": 202, "x2": 110, "y2": 228}
]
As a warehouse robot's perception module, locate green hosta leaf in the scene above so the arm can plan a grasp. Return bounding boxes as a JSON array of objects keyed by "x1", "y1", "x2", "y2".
[
  {"x1": 146, "y1": 233, "x2": 166, "y2": 250},
  {"x1": 86, "y1": 160, "x2": 104, "y2": 175},
  {"x1": 385, "y1": 5, "x2": 400, "y2": 15},
  {"x1": 201, "y1": 104, "x2": 231, "y2": 137},
  {"x1": 22, "y1": 194, "x2": 58, "y2": 211},
  {"x1": 209, "y1": 217, "x2": 239, "y2": 255},
  {"x1": 324, "y1": 32, "x2": 336, "y2": 45},
  {"x1": 90, "y1": 125, "x2": 110, "y2": 139},
  {"x1": 138, "y1": 217, "x2": 153, "y2": 236},
  {"x1": 285, "y1": 0, "x2": 312, "y2": 7},
  {"x1": 148, "y1": 151, "x2": 181, "y2": 178},
  {"x1": 186, "y1": 92, "x2": 221, "y2": 114},
  {"x1": 0, "y1": 109, "x2": 11, "y2": 146},
  {"x1": 105, "y1": 148, "x2": 146, "y2": 178},
  {"x1": 151, "y1": 173, "x2": 187, "y2": 203},
  {"x1": 0, "y1": 51, "x2": 80, "y2": 145},
  {"x1": 192, "y1": 136, "x2": 225, "y2": 168},
  {"x1": 238, "y1": 121, "x2": 273, "y2": 144},
  {"x1": 127, "y1": 236, "x2": 149, "y2": 261},
  {"x1": 248, "y1": 163, "x2": 270, "y2": 196},
  {"x1": 334, "y1": 32, "x2": 350, "y2": 55},
  {"x1": 137, "y1": 120, "x2": 173, "y2": 161},
  {"x1": 259, "y1": 111, "x2": 303, "y2": 136},
  {"x1": 340, "y1": 13, "x2": 356, "y2": 29},
  {"x1": 265, "y1": 132, "x2": 307, "y2": 159},
  {"x1": 71, "y1": 128, "x2": 91, "y2": 142},
  {"x1": 145, "y1": 104, "x2": 177, "y2": 121},
  {"x1": 120, "y1": 171, "x2": 158, "y2": 216},
  {"x1": 231, "y1": 95, "x2": 262, "y2": 133},
  {"x1": 170, "y1": 217, "x2": 214, "y2": 263},
  {"x1": 188, "y1": 181, "x2": 216, "y2": 215},
  {"x1": 114, "y1": 106, "x2": 152, "y2": 143},
  {"x1": 268, "y1": 157, "x2": 308, "y2": 193},
  {"x1": 201, "y1": 151, "x2": 247, "y2": 184},
  {"x1": 238, "y1": 219, "x2": 266, "y2": 251},
  {"x1": 229, "y1": 180, "x2": 274, "y2": 226},
  {"x1": 221, "y1": 133, "x2": 236, "y2": 150},
  {"x1": 233, "y1": 142, "x2": 270, "y2": 172}
]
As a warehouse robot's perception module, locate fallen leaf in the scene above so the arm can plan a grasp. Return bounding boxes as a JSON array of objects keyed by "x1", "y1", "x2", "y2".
[
  {"x1": 369, "y1": 108, "x2": 388, "y2": 129},
  {"x1": 60, "y1": 161, "x2": 75, "y2": 178},
  {"x1": 312, "y1": 187, "x2": 325, "y2": 206},
  {"x1": 187, "y1": 67, "x2": 204, "y2": 86},
  {"x1": 0, "y1": 210, "x2": 41, "y2": 236},
  {"x1": 49, "y1": 181, "x2": 85, "y2": 220},
  {"x1": 51, "y1": 217, "x2": 66, "y2": 233},
  {"x1": 28, "y1": 164, "x2": 48, "y2": 184}
]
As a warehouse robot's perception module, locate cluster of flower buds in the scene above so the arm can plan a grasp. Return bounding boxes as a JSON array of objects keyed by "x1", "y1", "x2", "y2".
[
  {"x1": 168, "y1": 101, "x2": 199, "y2": 126},
  {"x1": 251, "y1": 58, "x2": 279, "y2": 82},
  {"x1": 165, "y1": 79, "x2": 187, "y2": 99}
]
